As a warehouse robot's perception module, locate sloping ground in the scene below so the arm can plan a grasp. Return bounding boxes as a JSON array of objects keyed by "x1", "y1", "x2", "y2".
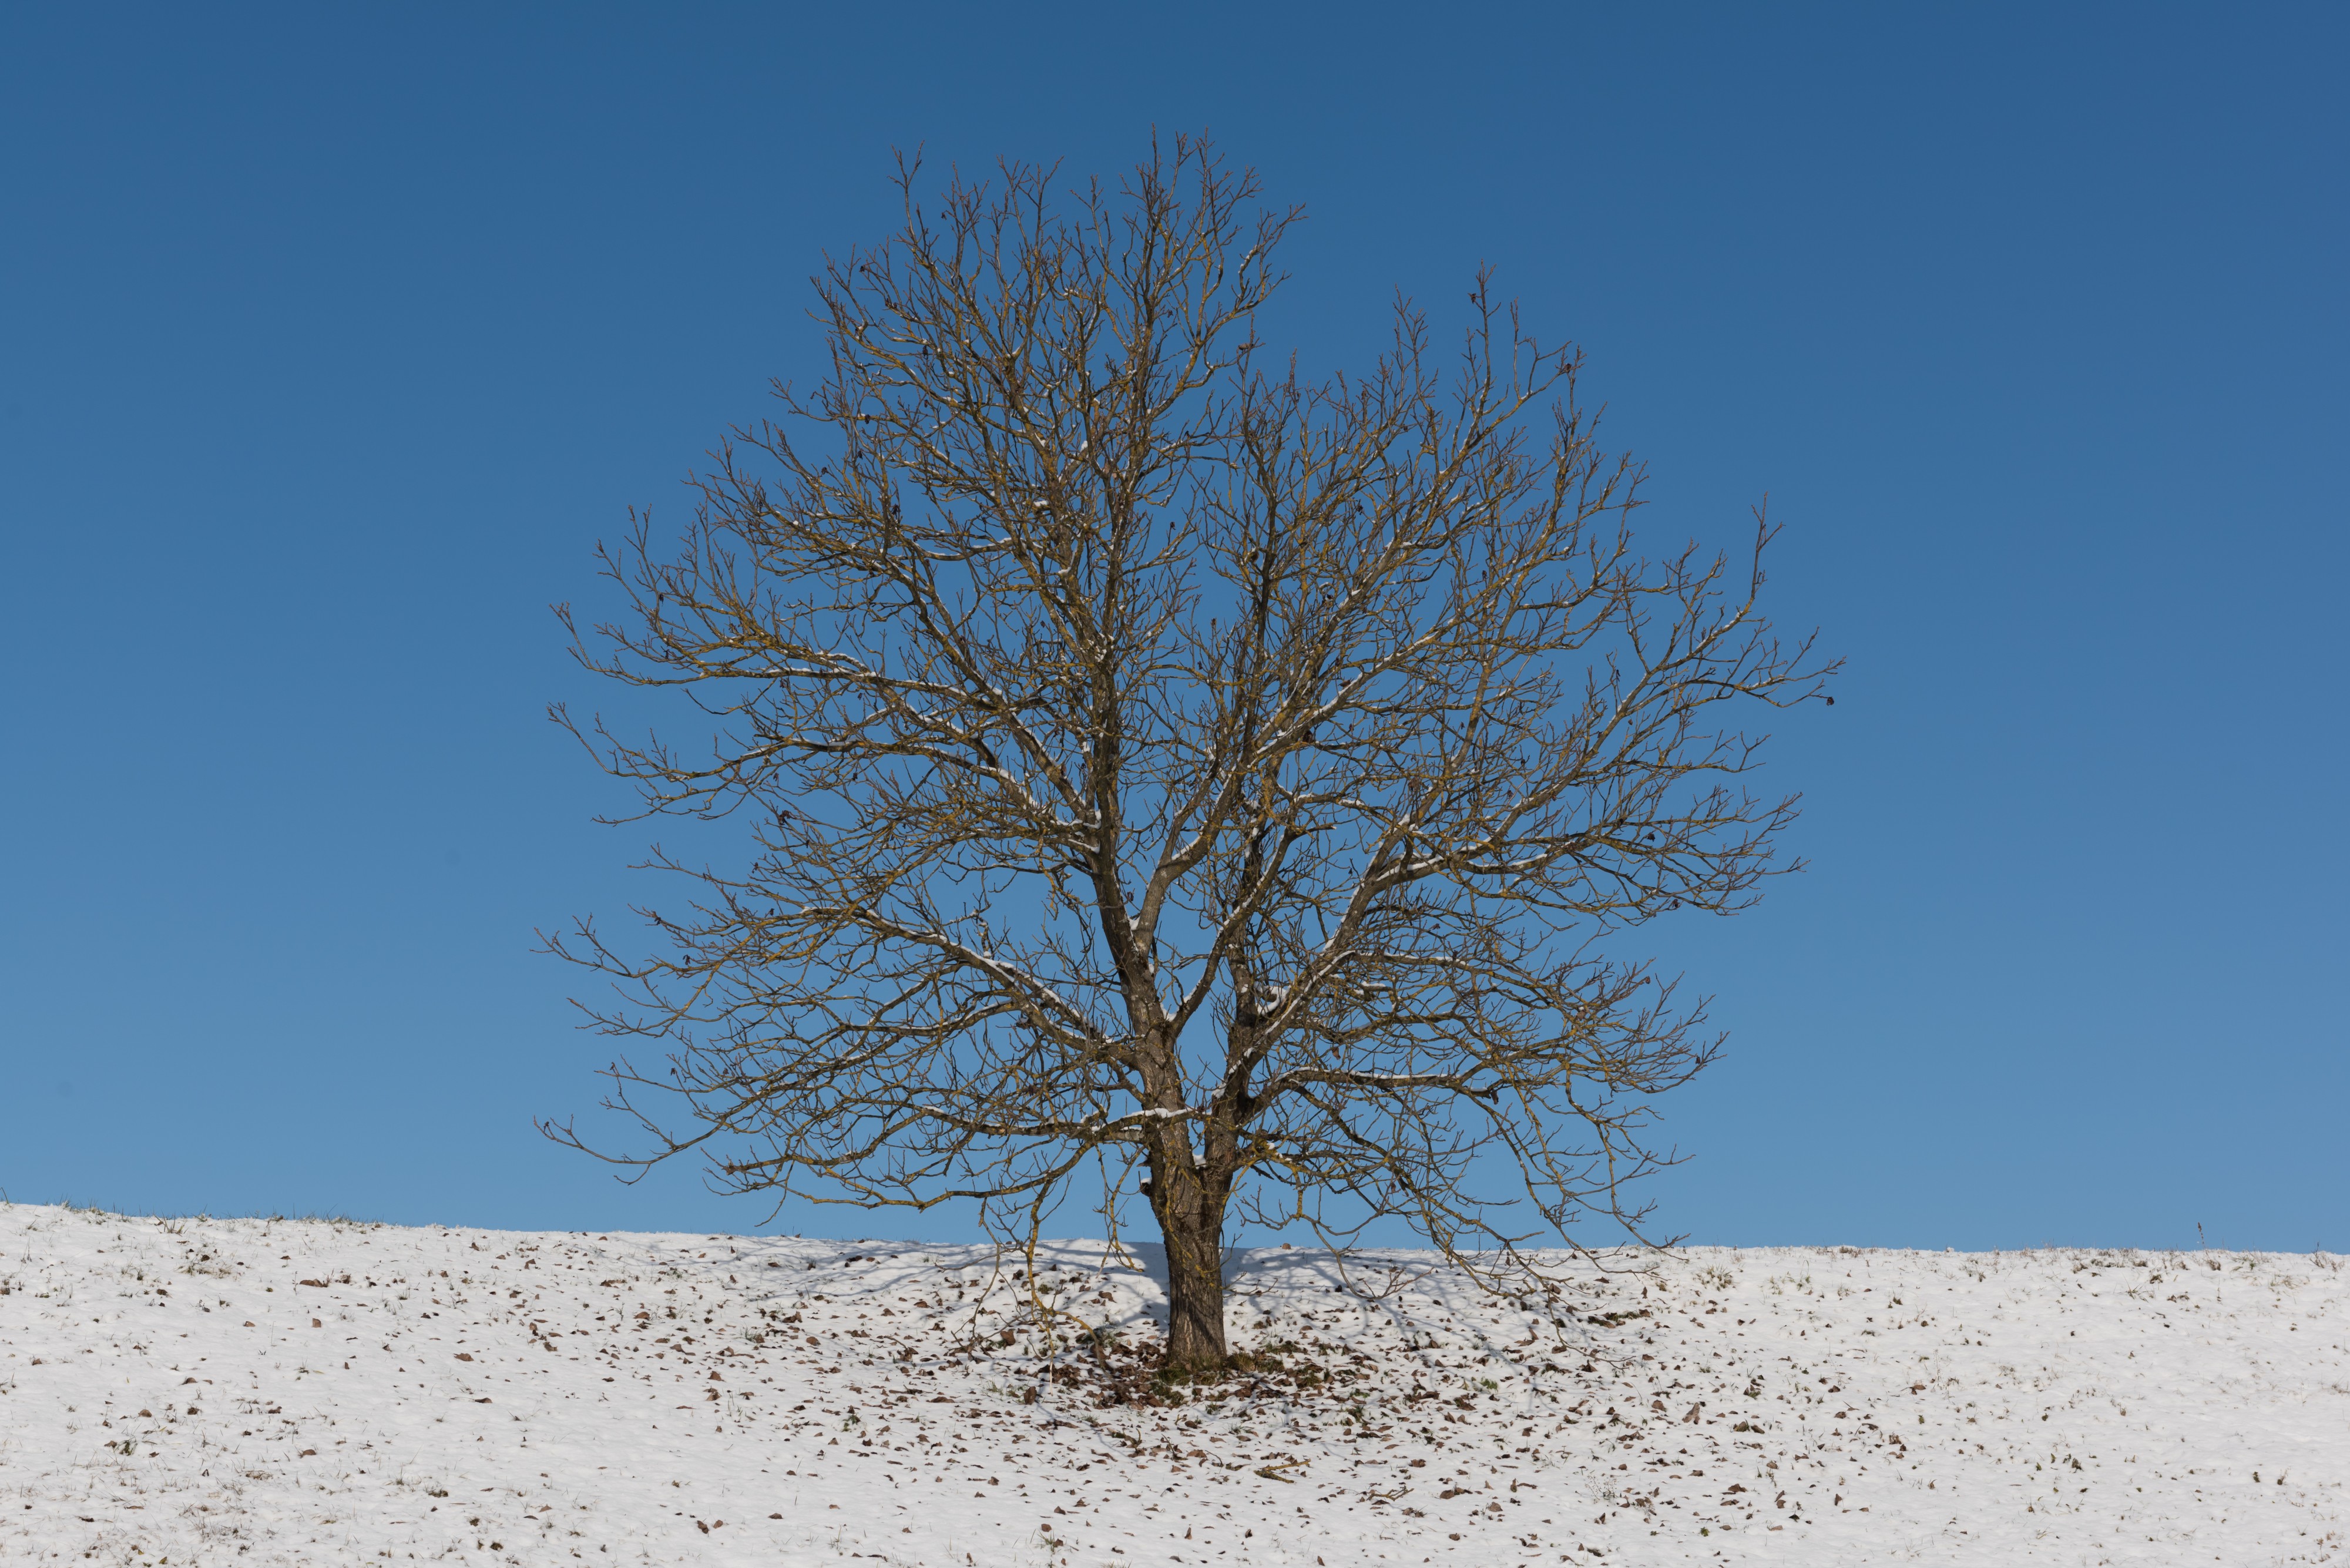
[{"x1": 1, "y1": 1202, "x2": 2342, "y2": 1566}]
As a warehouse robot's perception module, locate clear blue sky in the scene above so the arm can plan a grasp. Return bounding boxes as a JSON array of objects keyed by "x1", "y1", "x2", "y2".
[{"x1": 3, "y1": 4, "x2": 2342, "y2": 1251}]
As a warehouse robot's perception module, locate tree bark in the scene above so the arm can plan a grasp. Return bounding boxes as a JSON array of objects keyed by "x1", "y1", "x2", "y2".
[
  {"x1": 1160, "y1": 1213, "x2": 1227, "y2": 1373},
  {"x1": 1152, "y1": 1153, "x2": 1230, "y2": 1374}
]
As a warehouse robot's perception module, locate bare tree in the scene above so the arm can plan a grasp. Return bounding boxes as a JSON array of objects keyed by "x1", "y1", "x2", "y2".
[{"x1": 543, "y1": 138, "x2": 1835, "y2": 1374}]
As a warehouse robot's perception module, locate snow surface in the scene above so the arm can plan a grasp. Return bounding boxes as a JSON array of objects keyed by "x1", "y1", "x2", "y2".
[{"x1": 2, "y1": 1203, "x2": 2343, "y2": 1565}]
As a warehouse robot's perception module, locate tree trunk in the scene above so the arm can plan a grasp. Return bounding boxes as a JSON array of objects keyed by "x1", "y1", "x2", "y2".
[
  {"x1": 1148, "y1": 1122, "x2": 1231, "y2": 1374},
  {"x1": 1160, "y1": 1200, "x2": 1228, "y2": 1372}
]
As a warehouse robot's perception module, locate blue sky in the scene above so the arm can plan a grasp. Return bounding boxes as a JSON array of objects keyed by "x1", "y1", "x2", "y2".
[{"x1": 2, "y1": 4, "x2": 2342, "y2": 1251}]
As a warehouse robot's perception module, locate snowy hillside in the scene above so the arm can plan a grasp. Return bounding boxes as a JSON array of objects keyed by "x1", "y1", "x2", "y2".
[{"x1": 1, "y1": 1203, "x2": 2342, "y2": 1565}]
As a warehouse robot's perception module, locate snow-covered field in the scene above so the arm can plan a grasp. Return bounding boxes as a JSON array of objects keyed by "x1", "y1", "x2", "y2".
[{"x1": 2, "y1": 1203, "x2": 2342, "y2": 1566}]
